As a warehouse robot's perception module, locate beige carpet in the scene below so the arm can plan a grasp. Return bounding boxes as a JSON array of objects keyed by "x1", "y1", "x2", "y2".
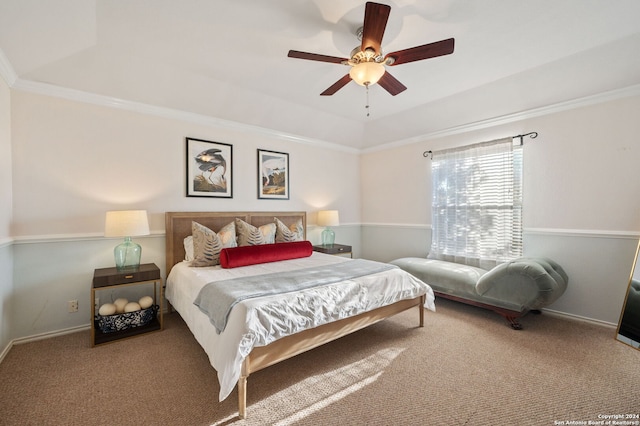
[{"x1": 1, "y1": 299, "x2": 638, "y2": 426}]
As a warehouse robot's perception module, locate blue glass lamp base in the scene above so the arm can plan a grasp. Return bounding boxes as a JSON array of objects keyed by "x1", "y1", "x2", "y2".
[
  {"x1": 114, "y1": 237, "x2": 142, "y2": 270},
  {"x1": 321, "y1": 228, "x2": 335, "y2": 246}
]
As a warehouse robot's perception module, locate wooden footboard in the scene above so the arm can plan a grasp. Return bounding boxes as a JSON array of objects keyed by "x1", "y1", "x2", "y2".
[{"x1": 238, "y1": 294, "x2": 425, "y2": 419}]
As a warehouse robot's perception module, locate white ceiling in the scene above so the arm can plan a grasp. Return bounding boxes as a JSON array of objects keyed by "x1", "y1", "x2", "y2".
[{"x1": 1, "y1": 0, "x2": 640, "y2": 150}]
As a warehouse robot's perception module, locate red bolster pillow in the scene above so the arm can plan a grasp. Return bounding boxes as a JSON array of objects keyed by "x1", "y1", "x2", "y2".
[{"x1": 220, "y1": 241, "x2": 313, "y2": 268}]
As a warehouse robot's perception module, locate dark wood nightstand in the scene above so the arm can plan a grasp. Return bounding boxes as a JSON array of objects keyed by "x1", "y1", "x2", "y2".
[
  {"x1": 91, "y1": 263, "x2": 163, "y2": 347},
  {"x1": 313, "y1": 244, "x2": 352, "y2": 258}
]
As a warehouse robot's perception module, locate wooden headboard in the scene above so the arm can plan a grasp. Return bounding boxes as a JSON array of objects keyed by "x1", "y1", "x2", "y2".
[{"x1": 165, "y1": 211, "x2": 307, "y2": 274}]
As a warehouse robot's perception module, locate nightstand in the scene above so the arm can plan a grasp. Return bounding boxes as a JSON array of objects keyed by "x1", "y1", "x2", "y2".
[
  {"x1": 313, "y1": 244, "x2": 352, "y2": 258},
  {"x1": 91, "y1": 263, "x2": 163, "y2": 347}
]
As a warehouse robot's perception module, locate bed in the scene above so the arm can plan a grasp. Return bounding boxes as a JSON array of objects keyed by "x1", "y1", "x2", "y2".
[{"x1": 164, "y1": 211, "x2": 435, "y2": 419}]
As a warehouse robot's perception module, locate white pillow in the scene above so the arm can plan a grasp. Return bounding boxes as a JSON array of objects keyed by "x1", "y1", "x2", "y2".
[{"x1": 184, "y1": 236, "x2": 194, "y2": 261}]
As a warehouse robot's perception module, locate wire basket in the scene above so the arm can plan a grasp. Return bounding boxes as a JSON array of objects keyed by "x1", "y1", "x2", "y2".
[{"x1": 96, "y1": 305, "x2": 158, "y2": 333}]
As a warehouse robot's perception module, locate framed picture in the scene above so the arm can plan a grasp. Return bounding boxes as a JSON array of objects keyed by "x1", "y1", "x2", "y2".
[
  {"x1": 257, "y1": 149, "x2": 289, "y2": 200},
  {"x1": 186, "y1": 137, "x2": 233, "y2": 198}
]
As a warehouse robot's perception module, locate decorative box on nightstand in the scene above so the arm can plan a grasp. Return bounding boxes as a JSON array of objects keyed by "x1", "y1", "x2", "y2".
[
  {"x1": 91, "y1": 263, "x2": 163, "y2": 347},
  {"x1": 313, "y1": 243, "x2": 352, "y2": 258}
]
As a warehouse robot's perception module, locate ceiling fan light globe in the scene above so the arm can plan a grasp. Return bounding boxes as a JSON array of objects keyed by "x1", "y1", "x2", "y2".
[{"x1": 349, "y1": 62, "x2": 385, "y2": 86}]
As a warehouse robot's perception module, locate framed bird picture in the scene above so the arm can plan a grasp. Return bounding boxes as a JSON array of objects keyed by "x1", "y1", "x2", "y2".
[
  {"x1": 257, "y1": 149, "x2": 289, "y2": 200},
  {"x1": 186, "y1": 137, "x2": 233, "y2": 198}
]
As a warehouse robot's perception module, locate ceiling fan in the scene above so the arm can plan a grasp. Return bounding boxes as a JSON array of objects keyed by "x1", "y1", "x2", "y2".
[{"x1": 287, "y1": 2, "x2": 455, "y2": 96}]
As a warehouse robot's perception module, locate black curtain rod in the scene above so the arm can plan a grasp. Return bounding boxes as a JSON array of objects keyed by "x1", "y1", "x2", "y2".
[
  {"x1": 422, "y1": 131, "x2": 538, "y2": 159},
  {"x1": 514, "y1": 131, "x2": 538, "y2": 145}
]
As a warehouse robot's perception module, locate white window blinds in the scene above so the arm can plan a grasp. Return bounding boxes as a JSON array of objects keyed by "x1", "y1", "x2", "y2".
[{"x1": 429, "y1": 137, "x2": 523, "y2": 270}]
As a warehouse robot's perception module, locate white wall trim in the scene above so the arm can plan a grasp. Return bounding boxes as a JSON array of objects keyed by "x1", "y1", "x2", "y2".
[
  {"x1": 10, "y1": 78, "x2": 359, "y2": 154},
  {"x1": 0, "y1": 48, "x2": 17, "y2": 86},
  {"x1": 0, "y1": 237, "x2": 14, "y2": 248},
  {"x1": 361, "y1": 223, "x2": 431, "y2": 230},
  {"x1": 12, "y1": 231, "x2": 165, "y2": 245},
  {"x1": 7, "y1": 226, "x2": 639, "y2": 243},
  {"x1": 543, "y1": 308, "x2": 617, "y2": 329},
  {"x1": 363, "y1": 84, "x2": 640, "y2": 154},
  {"x1": 0, "y1": 340, "x2": 12, "y2": 364},
  {"x1": 308, "y1": 223, "x2": 360, "y2": 228},
  {"x1": 525, "y1": 228, "x2": 640, "y2": 240},
  {"x1": 5, "y1": 69, "x2": 639, "y2": 157},
  {"x1": 0, "y1": 323, "x2": 90, "y2": 365},
  {"x1": 361, "y1": 223, "x2": 639, "y2": 240},
  {"x1": 13, "y1": 323, "x2": 90, "y2": 345}
]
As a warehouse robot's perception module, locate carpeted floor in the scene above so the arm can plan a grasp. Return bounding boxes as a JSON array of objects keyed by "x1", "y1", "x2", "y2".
[{"x1": 1, "y1": 299, "x2": 638, "y2": 426}]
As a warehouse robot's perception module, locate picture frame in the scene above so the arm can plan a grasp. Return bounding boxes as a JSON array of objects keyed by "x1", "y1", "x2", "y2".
[
  {"x1": 186, "y1": 137, "x2": 233, "y2": 198},
  {"x1": 257, "y1": 149, "x2": 289, "y2": 200}
]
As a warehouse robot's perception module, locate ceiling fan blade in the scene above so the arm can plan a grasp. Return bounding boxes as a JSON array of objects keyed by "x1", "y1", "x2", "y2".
[
  {"x1": 377, "y1": 71, "x2": 407, "y2": 96},
  {"x1": 287, "y1": 50, "x2": 347, "y2": 64},
  {"x1": 320, "y1": 74, "x2": 352, "y2": 96},
  {"x1": 385, "y1": 38, "x2": 455, "y2": 66},
  {"x1": 361, "y1": 2, "x2": 391, "y2": 55}
]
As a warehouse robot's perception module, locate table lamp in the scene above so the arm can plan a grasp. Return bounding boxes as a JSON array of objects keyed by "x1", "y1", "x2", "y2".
[
  {"x1": 104, "y1": 210, "x2": 150, "y2": 270},
  {"x1": 317, "y1": 210, "x2": 339, "y2": 246}
]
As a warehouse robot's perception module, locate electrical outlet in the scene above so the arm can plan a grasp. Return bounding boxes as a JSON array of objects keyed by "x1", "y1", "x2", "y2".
[{"x1": 68, "y1": 299, "x2": 78, "y2": 313}]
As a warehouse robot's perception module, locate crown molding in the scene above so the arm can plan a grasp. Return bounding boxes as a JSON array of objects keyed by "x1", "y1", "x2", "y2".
[
  {"x1": 10, "y1": 78, "x2": 360, "y2": 154},
  {"x1": 5, "y1": 63, "x2": 639, "y2": 156},
  {"x1": 363, "y1": 84, "x2": 640, "y2": 154}
]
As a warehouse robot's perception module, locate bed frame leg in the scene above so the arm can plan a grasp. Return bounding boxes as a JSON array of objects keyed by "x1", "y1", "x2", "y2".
[
  {"x1": 238, "y1": 375, "x2": 247, "y2": 419},
  {"x1": 419, "y1": 295, "x2": 425, "y2": 327}
]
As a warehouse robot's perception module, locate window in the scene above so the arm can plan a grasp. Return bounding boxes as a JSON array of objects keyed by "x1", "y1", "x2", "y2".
[{"x1": 429, "y1": 137, "x2": 523, "y2": 270}]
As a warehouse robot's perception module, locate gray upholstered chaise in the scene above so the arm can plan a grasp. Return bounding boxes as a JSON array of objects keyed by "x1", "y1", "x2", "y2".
[{"x1": 390, "y1": 257, "x2": 568, "y2": 329}]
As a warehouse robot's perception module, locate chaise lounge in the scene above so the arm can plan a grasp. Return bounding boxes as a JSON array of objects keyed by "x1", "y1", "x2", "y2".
[{"x1": 390, "y1": 257, "x2": 568, "y2": 329}]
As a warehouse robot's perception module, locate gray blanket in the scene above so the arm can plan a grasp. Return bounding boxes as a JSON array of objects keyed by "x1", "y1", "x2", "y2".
[{"x1": 194, "y1": 259, "x2": 397, "y2": 333}]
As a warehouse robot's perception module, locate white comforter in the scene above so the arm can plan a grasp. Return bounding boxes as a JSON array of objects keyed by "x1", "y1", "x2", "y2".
[{"x1": 165, "y1": 252, "x2": 435, "y2": 401}]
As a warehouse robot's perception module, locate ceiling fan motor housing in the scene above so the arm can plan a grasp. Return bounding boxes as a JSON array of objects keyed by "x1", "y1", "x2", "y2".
[{"x1": 287, "y1": 2, "x2": 454, "y2": 96}]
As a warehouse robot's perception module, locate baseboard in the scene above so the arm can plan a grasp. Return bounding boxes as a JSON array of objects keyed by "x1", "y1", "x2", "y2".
[
  {"x1": 542, "y1": 308, "x2": 618, "y2": 329},
  {"x1": 14, "y1": 324, "x2": 91, "y2": 346},
  {"x1": 0, "y1": 340, "x2": 13, "y2": 364},
  {"x1": 1, "y1": 307, "x2": 174, "y2": 364},
  {"x1": 0, "y1": 323, "x2": 91, "y2": 365}
]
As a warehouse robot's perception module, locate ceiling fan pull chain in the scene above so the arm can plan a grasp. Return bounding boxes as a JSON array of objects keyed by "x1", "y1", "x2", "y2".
[{"x1": 365, "y1": 82, "x2": 370, "y2": 117}]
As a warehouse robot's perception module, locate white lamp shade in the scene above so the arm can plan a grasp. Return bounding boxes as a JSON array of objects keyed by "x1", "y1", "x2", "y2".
[
  {"x1": 349, "y1": 62, "x2": 385, "y2": 86},
  {"x1": 317, "y1": 210, "x2": 340, "y2": 227},
  {"x1": 104, "y1": 210, "x2": 150, "y2": 237}
]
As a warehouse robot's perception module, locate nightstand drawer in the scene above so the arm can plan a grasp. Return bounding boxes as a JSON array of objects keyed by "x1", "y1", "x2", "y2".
[{"x1": 93, "y1": 263, "x2": 161, "y2": 287}]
